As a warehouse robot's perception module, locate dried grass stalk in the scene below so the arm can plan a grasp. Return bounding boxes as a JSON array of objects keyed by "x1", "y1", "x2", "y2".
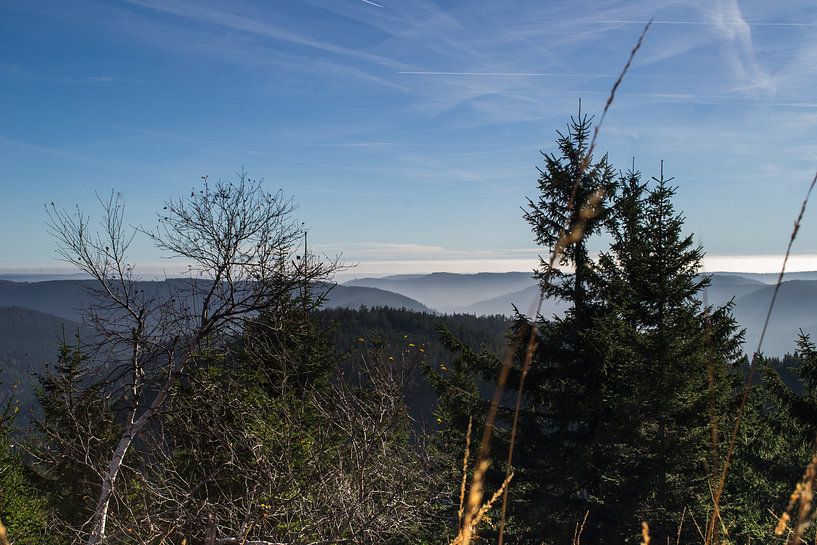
[
  {"x1": 776, "y1": 452, "x2": 817, "y2": 544},
  {"x1": 457, "y1": 416, "x2": 473, "y2": 532}
]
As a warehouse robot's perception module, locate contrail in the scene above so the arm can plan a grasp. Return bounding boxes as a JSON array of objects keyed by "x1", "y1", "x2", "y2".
[
  {"x1": 396, "y1": 71, "x2": 727, "y2": 80},
  {"x1": 595, "y1": 19, "x2": 817, "y2": 27},
  {"x1": 361, "y1": 0, "x2": 383, "y2": 7}
]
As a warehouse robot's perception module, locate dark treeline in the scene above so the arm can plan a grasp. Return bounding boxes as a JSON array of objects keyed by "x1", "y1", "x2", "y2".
[
  {"x1": 2, "y1": 116, "x2": 817, "y2": 545},
  {"x1": 317, "y1": 306, "x2": 510, "y2": 360},
  {"x1": 317, "y1": 306, "x2": 510, "y2": 427}
]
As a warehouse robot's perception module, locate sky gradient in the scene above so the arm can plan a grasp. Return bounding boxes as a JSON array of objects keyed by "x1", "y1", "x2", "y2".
[{"x1": 3, "y1": 0, "x2": 817, "y2": 278}]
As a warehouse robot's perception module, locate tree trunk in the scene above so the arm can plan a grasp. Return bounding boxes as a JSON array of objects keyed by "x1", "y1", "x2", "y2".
[
  {"x1": 86, "y1": 370, "x2": 181, "y2": 544},
  {"x1": 87, "y1": 425, "x2": 136, "y2": 544}
]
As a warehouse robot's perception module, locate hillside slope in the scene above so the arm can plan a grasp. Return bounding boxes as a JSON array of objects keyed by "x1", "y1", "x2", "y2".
[
  {"x1": 318, "y1": 284, "x2": 429, "y2": 312},
  {"x1": 345, "y1": 272, "x2": 537, "y2": 310},
  {"x1": 0, "y1": 306, "x2": 89, "y2": 417}
]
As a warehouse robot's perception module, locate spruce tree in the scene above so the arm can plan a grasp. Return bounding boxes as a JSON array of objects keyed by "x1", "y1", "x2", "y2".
[
  {"x1": 517, "y1": 111, "x2": 619, "y2": 543},
  {"x1": 30, "y1": 334, "x2": 119, "y2": 533},
  {"x1": 430, "y1": 112, "x2": 620, "y2": 544},
  {"x1": 586, "y1": 165, "x2": 744, "y2": 543},
  {"x1": 763, "y1": 333, "x2": 817, "y2": 444},
  {"x1": 523, "y1": 109, "x2": 619, "y2": 323}
]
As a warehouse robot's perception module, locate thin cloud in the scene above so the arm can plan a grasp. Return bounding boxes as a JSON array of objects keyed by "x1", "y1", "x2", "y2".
[
  {"x1": 706, "y1": 0, "x2": 774, "y2": 93},
  {"x1": 123, "y1": 0, "x2": 410, "y2": 70},
  {"x1": 106, "y1": 125, "x2": 197, "y2": 143}
]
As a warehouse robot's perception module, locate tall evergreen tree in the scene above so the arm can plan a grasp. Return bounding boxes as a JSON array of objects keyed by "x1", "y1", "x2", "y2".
[
  {"x1": 430, "y1": 156, "x2": 746, "y2": 545},
  {"x1": 430, "y1": 112, "x2": 620, "y2": 544},
  {"x1": 587, "y1": 166, "x2": 745, "y2": 543},
  {"x1": 523, "y1": 110, "x2": 619, "y2": 323},
  {"x1": 517, "y1": 111, "x2": 619, "y2": 544}
]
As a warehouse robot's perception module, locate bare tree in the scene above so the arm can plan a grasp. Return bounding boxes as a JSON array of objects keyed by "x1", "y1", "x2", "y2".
[{"x1": 47, "y1": 172, "x2": 338, "y2": 544}]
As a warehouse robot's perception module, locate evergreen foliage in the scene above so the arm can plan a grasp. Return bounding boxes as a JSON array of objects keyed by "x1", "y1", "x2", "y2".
[
  {"x1": 727, "y1": 334, "x2": 817, "y2": 543},
  {"x1": 29, "y1": 334, "x2": 120, "y2": 536},
  {"x1": 586, "y1": 167, "x2": 745, "y2": 543},
  {"x1": 0, "y1": 373, "x2": 51, "y2": 545},
  {"x1": 429, "y1": 125, "x2": 748, "y2": 544}
]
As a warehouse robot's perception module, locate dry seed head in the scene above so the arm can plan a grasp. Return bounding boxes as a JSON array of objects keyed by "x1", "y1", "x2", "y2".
[
  {"x1": 776, "y1": 512, "x2": 791, "y2": 537},
  {"x1": 451, "y1": 471, "x2": 514, "y2": 545},
  {"x1": 475, "y1": 471, "x2": 514, "y2": 523},
  {"x1": 467, "y1": 459, "x2": 491, "y2": 501},
  {"x1": 779, "y1": 452, "x2": 817, "y2": 544},
  {"x1": 457, "y1": 416, "x2": 474, "y2": 530},
  {"x1": 641, "y1": 522, "x2": 651, "y2": 545}
]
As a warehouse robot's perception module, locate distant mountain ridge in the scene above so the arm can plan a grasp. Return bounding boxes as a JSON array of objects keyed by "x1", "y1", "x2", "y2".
[
  {"x1": 727, "y1": 279, "x2": 817, "y2": 356},
  {"x1": 317, "y1": 284, "x2": 428, "y2": 312},
  {"x1": 453, "y1": 284, "x2": 567, "y2": 318},
  {"x1": 0, "y1": 279, "x2": 429, "y2": 322},
  {"x1": 5, "y1": 271, "x2": 817, "y2": 357},
  {"x1": 0, "y1": 273, "x2": 93, "y2": 283},
  {"x1": 344, "y1": 270, "x2": 817, "y2": 356},
  {"x1": 7, "y1": 271, "x2": 817, "y2": 429},
  {"x1": 0, "y1": 278, "x2": 428, "y2": 419},
  {"x1": 717, "y1": 271, "x2": 817, "y2": 284},
  {"x1": 345, "y1": 271, "x2": 537, "y2": 310}
]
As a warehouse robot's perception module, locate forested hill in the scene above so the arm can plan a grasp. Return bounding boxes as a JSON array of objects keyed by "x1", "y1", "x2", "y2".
[
  {"x1": 5, "y1": 272, "x2": 817, "y2": 358},
  {"x1": 316, "y1": 283, "x2": 428, "y2": 312},
  {"x1": 0, "y1": 279, "x2": 429, "y2": 322},
  {"x1": 319, "y1": 306, "x2": 509, "y2": 358},
  {"x1": 321, "y1": 306, "x2": 511, "y2": 427},
  {"x1": 0, "y1": 302, "x2": 510, "y2": 427},
  {"x1": 0, "y1": 306, "x2": 91, "y2": 418}
]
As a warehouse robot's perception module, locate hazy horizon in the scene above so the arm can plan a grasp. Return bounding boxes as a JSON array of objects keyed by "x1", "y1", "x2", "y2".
[{"x1": 5, "y1": 252, "x2": 817, "y2": 282}]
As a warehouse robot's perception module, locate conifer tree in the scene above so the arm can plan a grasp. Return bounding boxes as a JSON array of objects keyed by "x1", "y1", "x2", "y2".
[
  {"x1": 726, "y1": 334, "x2": 817, "y2": 543},
  {"x1": 30, "y1": 334, "x2": 119, "y2": 535},
  {"x1": 763, "y1": 333, "x2": 817, "y2": 444},
  {"x1": 430, "y1": 112, "x2": 620, "y2": 544},
  {"x1": 586, "y1": 165, "x2": 744, "y2": 543},
  {"x1": 424, "y1": 324, "x2": 499, "y2": 538},
  {"x1": 515, "y1": 111, "x2": 619, "y2": 543},
  {"x1": 523, "y1": 109, "x2": 619, "y2": 323},
  {"x1": 0, "y1": 374, "x2": 50, "y2": 544}
]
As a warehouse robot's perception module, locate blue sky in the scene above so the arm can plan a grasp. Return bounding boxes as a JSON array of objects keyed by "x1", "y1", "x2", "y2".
[{"x1": 3, "y1": 0, "x2": 817, "y2": 277}]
